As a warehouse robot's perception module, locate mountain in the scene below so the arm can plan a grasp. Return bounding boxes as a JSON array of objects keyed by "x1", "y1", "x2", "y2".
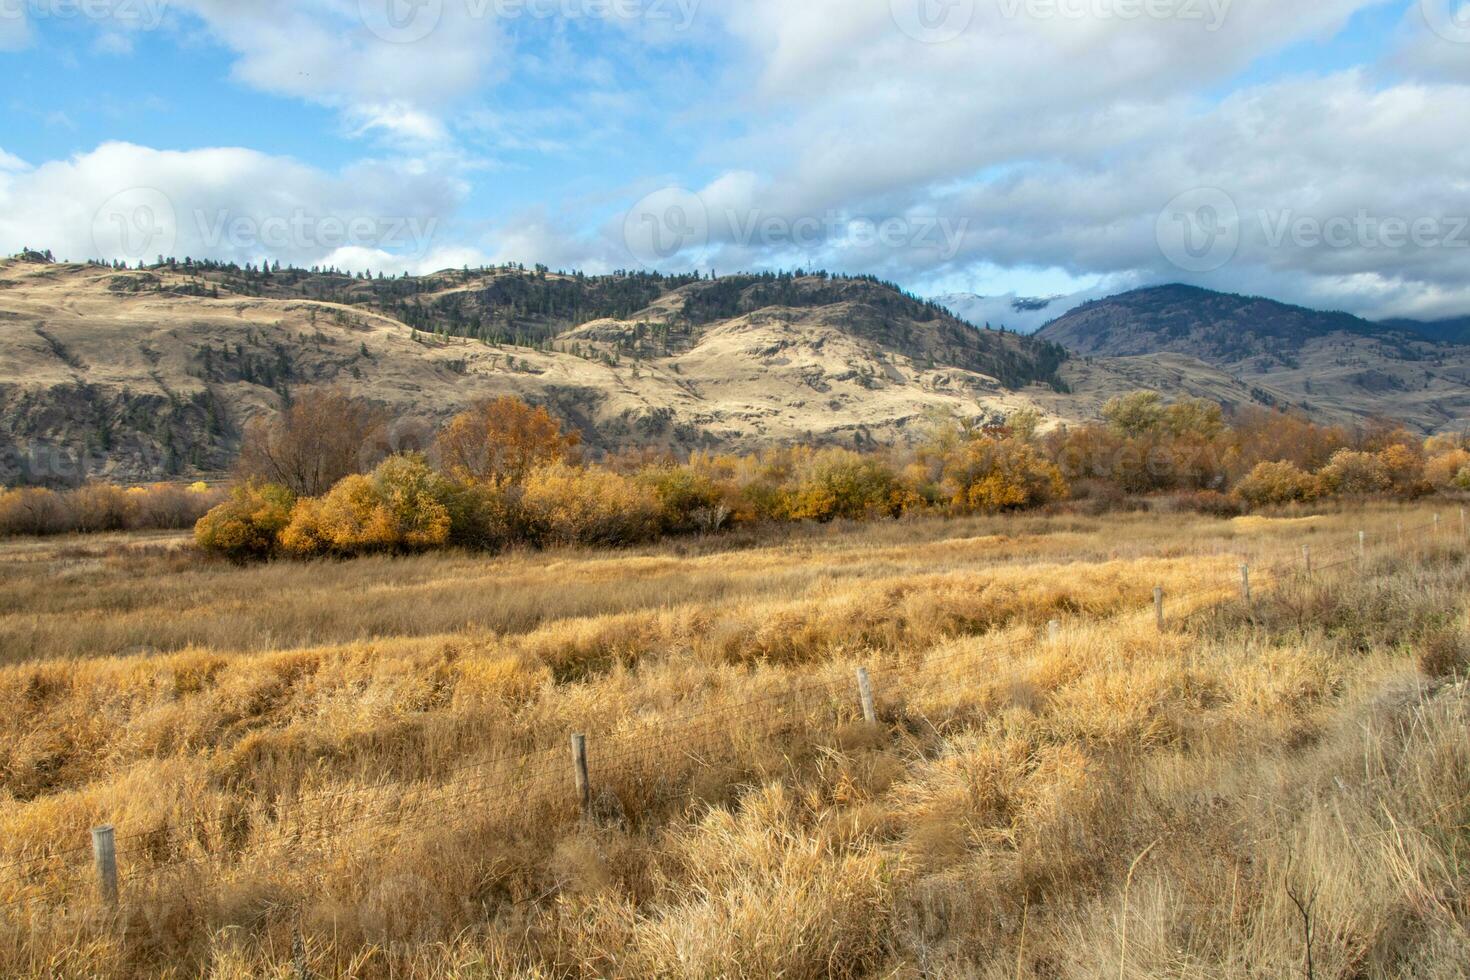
[
  {"x1": 1379, "y1": 316, "x2": 1470, "y2": 346},
  {"x1": 0, "y1": 257, "x2": 1085, "y2": 485},
  {"x1": 1036, "y1": 284, "x2": 1470, "y2": 434}
]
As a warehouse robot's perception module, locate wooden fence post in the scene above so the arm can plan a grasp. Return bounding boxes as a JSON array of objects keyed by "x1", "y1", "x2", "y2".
[
  {"x1": 1240, "y1": 564, "x2": 1252, "y2": 606},
  {"x1": 856, "y1": 667, "x2": 877, "y2": 724},
  {"x1": 1461, "y1": 507, "x2": 1467, "y2": 539},
  {"x1": 1153, "y1": 587, "x2": 1164, "y2": 632},
  {"x1": 1434, "y1": 513, "x2": 1442, "y2": 537},
  {"x1": 570, "y1": 734, "x2": 591, "y2": 821},
  {"x1": 1359, "y1": 531, "x2": 1367, "y2": 565},
  {"x1": 91, "y1": 825, "x2": 117, "y2": 907},
  {"x1": 1302, "y1": 545, "x2": 1311, "y2": 575}
]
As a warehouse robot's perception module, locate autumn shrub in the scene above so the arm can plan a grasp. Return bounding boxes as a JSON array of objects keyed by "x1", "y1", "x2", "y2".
[
  {"x1": 280, "y1": 455, "x2": 454, "y2": 557},
  {"x1": 126, "y1": 484, "x2": 225, "y2": 530},
  {"x1": 786, "y1": 449, "x2": 906, "y2": 522},
  {"x1": 1377, "y1": 443, "x2": 1428, "y2": 496},
  {"x1": 194, "y1": 483, "x2": 296, "y2": 561},
  {"x1": 68, "y1": 482, "x2": 132, "y2": 533},
  {"x1": 1320, "y1": 449, "x2": 1392, "y2": 496},
  {"x1": 941, "y1": 437, "x2": 1067, "y2": 514},
  {"x1": 642, "y1": 464, "x2": 729, "y2": 534},
  {"x1": 1232, "y1": 460, "x2": 1322, "y2": 507},
  {"x1": 1425, "y1": 449, "x2": 1470, "y2": 491},
  {"x1": 1161, "y1": 489, "x2": 1245, "y2": 517},
  {"x1": 0, "y1": 487, "x2": 71, "y2": 536},
  {"x1": 520, "y1": 462, "x2": 661, "y2": 547}
]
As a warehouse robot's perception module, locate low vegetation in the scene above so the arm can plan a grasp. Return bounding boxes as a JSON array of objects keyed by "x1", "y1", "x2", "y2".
[
  {"x1": 172, "y1": 390, "x2": 1470, "y2": 561},
  {"x1": 0, "y1": 504, "x2": 1463, "y2": 977}
]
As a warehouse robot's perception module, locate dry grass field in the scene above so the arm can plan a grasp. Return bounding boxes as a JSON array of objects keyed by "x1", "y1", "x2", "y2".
[{"x1": 0, "y1": 505, "x2": 1466, "y2": 977}]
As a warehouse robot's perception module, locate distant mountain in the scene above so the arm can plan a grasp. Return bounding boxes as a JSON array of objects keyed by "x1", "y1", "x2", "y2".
[
  {"x1": 934, "y1": 286, "x2": 1112, "y2": 335},
  {"x1": 1379, "y1": 316, "x2": 1470, "y2": 346},
  {"x1": 1036, "y1": 284, "x2": 1470, "y2": 433}
]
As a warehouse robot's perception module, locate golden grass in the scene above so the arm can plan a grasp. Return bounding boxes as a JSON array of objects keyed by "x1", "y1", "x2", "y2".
[{"x1": 0, "y1": 503, "x2": 1464, "y2": 977}]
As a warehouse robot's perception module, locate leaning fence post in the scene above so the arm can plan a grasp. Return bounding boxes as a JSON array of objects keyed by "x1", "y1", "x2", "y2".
[
  {"x1": 1302, "y1": 545, "x2": 1312, "y2": 575},
  {"x1": 570, "y1": 734, "x2": 591, "y2": 821},
  {"x1": 1048, "y1": 620, "x2": 1061, "y2": 643},
  {"x1": 855, "y1": 667, "x2": 877, "y2": 724},
  {"x1": 1153, "y1": 587, "x2": 1165, "y2": 632},
  {"x1": 1240, "y1": 564, "x2": 1252, "y2": 606},
  {"x1": 92, "y1": 825, "x2": 117, "y2": 907}
]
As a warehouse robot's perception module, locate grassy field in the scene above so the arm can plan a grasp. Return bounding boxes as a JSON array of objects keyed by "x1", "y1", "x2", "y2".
[{"x1": 0, "y1": 505, "x2": 1466, "y2": 977}]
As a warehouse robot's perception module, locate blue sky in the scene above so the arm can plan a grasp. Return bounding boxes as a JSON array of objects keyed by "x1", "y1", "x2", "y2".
[{"x1": 2, "y1": 0, "x2": 1469, "y2": 321}]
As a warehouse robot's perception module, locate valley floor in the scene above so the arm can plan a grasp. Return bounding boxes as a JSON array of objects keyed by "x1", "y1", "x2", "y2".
[{"x1": 0, "y1": 506, "x2": 1466, "y2": 977}]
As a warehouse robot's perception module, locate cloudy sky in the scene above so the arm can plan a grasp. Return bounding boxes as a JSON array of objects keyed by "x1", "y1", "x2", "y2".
[{"x1": 2, "y1": 0, "x2": 1468, "y2": 321}]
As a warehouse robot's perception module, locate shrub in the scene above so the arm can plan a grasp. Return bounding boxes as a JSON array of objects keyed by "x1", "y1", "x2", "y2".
[
  {"x1": 1425, "y1": 449, "x2": 1470, "y2": 491},
  {"x1": 786, "y1": 449, "x2": 905, "y2": 522},
  {"x1": 281, "y1": 455, "x2": 454, "y2": 557},
  {"x1": 1163, "y1": 490, "x2": 1245, "y2": 517},
  {"x1": 520, "y1": 463, "x2": 661, "y2": 547},
  {"x1": 941, "y1": 438, "x2": 1067, "y2": 514},
  {"x1": 1320, "y1": 450, "x2": 1391, "y2": 496},
  {"x1": 194, "y1": 484, "x2": 296, "y2": 561},
  {"x1": 643, "y1": 465, "x2": 729, "y2": 534},
  {"x1": 0, "y1": 488, "x2": 71, "y2": 536},
  {"x1": 1232, "y1": 461, "x2": 1321, "y2": 507},
  {"x1": 1378, "y1": 444, "x2": 1428, "y2": 496},
  {"x1": 69, "y1": 482, "x2": 132, "y2": 533},
  {"x1": 127, "y1": 484, "x2": 226, "y2": 530},
  {"x1": 436, "y1": 397, "x2": 580, "y2": 486}
]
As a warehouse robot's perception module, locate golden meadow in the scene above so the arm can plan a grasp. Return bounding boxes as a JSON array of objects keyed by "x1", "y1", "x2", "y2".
[{"x1": 0, "y1": 393, "x2": 1466, "y2": 977}]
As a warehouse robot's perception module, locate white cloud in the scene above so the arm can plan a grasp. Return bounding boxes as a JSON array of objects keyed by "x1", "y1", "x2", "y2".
[{"x1": 0, "y1": 142, "x2": 469, "y2": 269}]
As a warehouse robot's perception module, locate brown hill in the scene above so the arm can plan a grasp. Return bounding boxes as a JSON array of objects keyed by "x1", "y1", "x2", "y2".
[{"x1": 0, "y1": 258, "x2": 1097, "y2": 484}]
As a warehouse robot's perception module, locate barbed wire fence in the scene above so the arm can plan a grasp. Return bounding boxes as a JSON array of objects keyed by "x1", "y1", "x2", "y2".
[{"x1": 0, "y1": 510, "x2": 1463, "y2": 932}]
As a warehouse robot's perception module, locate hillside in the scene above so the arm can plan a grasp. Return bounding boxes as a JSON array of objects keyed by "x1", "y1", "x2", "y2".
[
  {"x1": 1037, "y1": 284, "x2": 1470, "y2": 433},
  {"x1": 0, "y1": 257, "x2": 1081, "y2": 484}
]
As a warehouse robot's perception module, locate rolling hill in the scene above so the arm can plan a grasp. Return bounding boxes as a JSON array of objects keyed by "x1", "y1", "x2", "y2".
[{"x1": 0, "y1": 256, "x2": 1090, "y2": 485}]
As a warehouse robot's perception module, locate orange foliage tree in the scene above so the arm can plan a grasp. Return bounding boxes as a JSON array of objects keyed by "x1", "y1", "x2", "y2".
[{"x1": 435, "y1": 397, "x2": 580, "y2": 486}]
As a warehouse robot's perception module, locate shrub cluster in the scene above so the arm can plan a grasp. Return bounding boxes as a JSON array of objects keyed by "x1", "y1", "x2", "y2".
[{"x1": 0, "y1": 482, "x2": 225, "y2": 537}]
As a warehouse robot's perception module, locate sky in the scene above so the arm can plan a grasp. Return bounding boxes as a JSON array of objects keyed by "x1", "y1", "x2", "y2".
[{"x1": 1, "y1": 0, "x2": 1468, "y2": 322}]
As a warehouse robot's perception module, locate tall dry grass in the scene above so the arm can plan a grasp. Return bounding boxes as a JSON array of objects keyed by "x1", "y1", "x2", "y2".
[{"x1": 0, "y1": 504, "x2": 1463, "y2": 977}]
